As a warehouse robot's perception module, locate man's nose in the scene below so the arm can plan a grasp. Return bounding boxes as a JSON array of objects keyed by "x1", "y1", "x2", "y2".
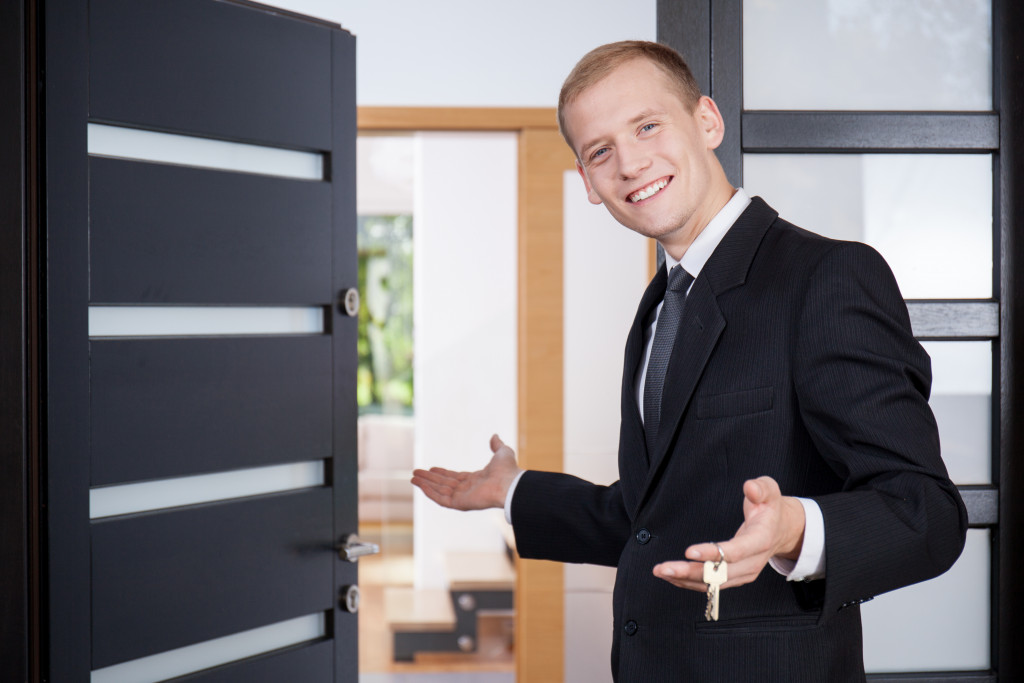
[{"x1": 618, "y1": 143, "x2": 651, "y2": 179}]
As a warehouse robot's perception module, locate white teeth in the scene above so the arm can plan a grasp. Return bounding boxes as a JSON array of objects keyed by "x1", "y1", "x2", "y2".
[{"x1": 630, "y1": 179, "x2": 667, "y2": 203}]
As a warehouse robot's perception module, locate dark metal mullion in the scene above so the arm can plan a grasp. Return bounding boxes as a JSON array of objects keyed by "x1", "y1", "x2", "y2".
[
  {"x1": 991, "y1": 0, "x2": 1003, "y2": 677},
  {"x1": 656, "y1": 0, "x2": 711, "y2": 272},
  {"x1": 656, "y1": 0, "x2": 711, "y2": 96},
  {"x1": 742, "y1": 111, "x2": 999, "y2": 152},
  {"x1": 710, "y1": 0, "x2": 742, "y2": 186},
  {"x1": 995, "y1": 0, "x2": 1024, "y2": 678}
]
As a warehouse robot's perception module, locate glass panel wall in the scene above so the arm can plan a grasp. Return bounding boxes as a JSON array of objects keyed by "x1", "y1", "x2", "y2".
[
  {"x1": 743, "y1": 0, "x2": 992, "y2": 111},
  {"x1": 743, "y1": 153, "x2": 993, "y2": 299},
  {"x1": 923, "y1": 341, "x2": 992, "y2": 485},
  {"x1": 861, "y1": 529, "x2": 990, "y2": 672}
]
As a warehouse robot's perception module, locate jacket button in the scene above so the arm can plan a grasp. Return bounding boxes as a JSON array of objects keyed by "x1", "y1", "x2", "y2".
[
  {"x1": 624, "y1": 620, "x2": 638, "y2": 636},
  {"x1": 636, "y1": 528, "x2": 651, "y2": 545}
]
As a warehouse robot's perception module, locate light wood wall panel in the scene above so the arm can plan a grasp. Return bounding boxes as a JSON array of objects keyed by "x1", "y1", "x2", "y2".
[{"x1": 516, "y1": 126, "x2": 575, "y2": 682}]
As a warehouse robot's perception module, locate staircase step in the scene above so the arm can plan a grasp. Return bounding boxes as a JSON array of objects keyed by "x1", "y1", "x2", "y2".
[
  {"x1": 444, "y1": 551, "x2": 515, "y2": 592},
  {"x1": 384, "y1": 587, "x2": 456, "y2": 632}
]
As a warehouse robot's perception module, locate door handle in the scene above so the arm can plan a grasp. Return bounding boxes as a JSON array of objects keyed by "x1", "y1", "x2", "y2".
[
  {"x1": 340, "y1": 288, "x2": 360, "y2": 317},
  {"x1": 337, "y1": 533, "x2": 380, "y2": 562}
]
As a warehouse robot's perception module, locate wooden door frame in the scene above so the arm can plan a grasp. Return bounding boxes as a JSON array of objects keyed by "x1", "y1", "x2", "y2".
[{"x1": 358, "y1": 106, "x2": 573, "y2": 681}]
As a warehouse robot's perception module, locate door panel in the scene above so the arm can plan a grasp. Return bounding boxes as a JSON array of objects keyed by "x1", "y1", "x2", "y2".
[
  {"x1": 89, "y1": 157, "x2": 332, "y2": 304},
  {"x1": 43, "y1": 0, "x2": 357, "y2": 679},
  {"x1": 91, "y1": 490, "x2": 334, "y2": 667},
  {"x1": 90, "y1": 336, "x2": 333, "y2": 485},
  {"x1": 89, "y1": 0, "x2": 332, "y2": 149}
]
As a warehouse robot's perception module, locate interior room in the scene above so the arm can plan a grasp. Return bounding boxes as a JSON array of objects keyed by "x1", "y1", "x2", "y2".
[{"x1": 1, "y1": 1, "x2": 1020, "y2": 682}]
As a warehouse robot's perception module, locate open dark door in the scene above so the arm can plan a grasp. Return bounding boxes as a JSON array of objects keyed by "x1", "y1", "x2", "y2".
[{"x1": 42, "y1": 0, "x2": 359, "y2": 679}]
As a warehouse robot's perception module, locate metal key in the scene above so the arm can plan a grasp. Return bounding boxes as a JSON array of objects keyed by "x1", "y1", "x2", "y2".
[{"x1": 703, "y1": 559, "x2": 728, "y2": 621}]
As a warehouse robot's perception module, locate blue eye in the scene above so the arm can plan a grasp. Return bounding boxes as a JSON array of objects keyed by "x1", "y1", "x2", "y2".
[
  {"x1": 591, "y1": 148, "x2": 608, "y2": 160},
  {"x1": 641, "y1": 123, "x2": 657, "y2": 133}
]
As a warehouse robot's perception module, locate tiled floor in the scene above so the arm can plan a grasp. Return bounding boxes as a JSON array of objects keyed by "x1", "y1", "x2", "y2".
[{"x1": 358, "y1": 522, "x2": 515, "y2": 676}]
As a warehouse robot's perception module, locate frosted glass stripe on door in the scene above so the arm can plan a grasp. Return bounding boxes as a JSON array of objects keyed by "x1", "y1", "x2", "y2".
[
  {"x1": 87, "y1": 123, "x2": 324, "y2": 180},
  {"x1": 90, "y1": 613, "x2": 326, "y2": 683},
  {"x1": 89, "y1": 460, "x2": 325, "y2": 519},
  {"x1": 88, "y1": 306, "x2": 324, "y2": 337}
]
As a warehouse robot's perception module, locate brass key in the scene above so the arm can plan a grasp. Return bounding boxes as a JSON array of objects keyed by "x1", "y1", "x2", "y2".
[{"x1": 703, "y1": 558, "x2": 727, "y2": 621}]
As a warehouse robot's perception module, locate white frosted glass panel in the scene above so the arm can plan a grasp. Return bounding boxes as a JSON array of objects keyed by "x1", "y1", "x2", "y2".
[
  {"x1": 743, "y1": 154, "x2": 992, "y2": 299},
  {"x1": 87, "y1": 123, "x2": 324, "y2": 180},
  {"x1": 743, "y1": 0, "x2": 991, "y2": 110},
  {"x1": 90, "y1": 461, "x2": 325, "y2": 519},
  {"x1": 90, "y1": 613, "x2": 325, "y2": 683},
  {"x1": 862, "y1": 529, "x2": 989, "y2": 672},
  {"x1": 923, "y1": 341, "x2": 991, "y2": 485},
  {"x1": 88, "y1": 306, "x2": 324, "y2": 337}
]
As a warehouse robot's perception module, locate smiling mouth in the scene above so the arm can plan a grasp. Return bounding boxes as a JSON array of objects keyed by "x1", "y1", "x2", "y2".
[{"x1": 627, "y1": 177, "x2": 671, "y2": 203}]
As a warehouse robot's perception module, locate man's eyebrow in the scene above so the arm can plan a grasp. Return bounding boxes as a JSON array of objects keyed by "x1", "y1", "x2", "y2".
[{"x1": 629, "y1": 108, "x2": 665, "y2": 125}]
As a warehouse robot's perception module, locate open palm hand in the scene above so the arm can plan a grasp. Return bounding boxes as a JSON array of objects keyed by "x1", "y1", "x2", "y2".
[{"x1": 411, "y1": 434, "x2": 522, "y2": 511}]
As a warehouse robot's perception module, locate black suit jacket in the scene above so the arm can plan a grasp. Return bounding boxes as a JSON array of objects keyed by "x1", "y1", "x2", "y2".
[{"x1": 511, "y1": 198, "x2": 968, "y2": 682}]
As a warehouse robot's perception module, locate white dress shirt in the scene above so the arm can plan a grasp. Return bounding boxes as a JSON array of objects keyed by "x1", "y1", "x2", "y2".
[{"x1": 505, "y1": 188, "x2": 825, "y2": 581}]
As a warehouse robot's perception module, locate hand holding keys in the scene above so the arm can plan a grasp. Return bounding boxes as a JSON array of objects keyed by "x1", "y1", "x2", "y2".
[{"x1": 703, "y1": 544, "x2": 728, "y2": 621}]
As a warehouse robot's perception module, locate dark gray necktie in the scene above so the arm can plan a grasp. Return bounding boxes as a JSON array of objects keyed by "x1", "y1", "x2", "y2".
[{"x1": 644, "y1": 265, "x2": 694, "y2": 449}]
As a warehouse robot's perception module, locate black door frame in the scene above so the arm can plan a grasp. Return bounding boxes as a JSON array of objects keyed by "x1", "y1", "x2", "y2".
[
  {"x1": 657, "y1": 0, "x2": 1023, "y2": 680},
  {"x1": 0, "y1": 0, "x2": 36, "y2": 680}
]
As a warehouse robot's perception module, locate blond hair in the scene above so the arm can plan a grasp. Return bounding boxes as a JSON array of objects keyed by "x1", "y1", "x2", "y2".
[{"x1": 558, "y1": 41, "x2": 702, "y2": 151}]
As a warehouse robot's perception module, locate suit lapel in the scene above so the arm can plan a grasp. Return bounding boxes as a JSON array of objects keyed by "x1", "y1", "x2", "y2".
[{"x1": 632, "y1": 197, "x2": 780, "y2": 515}]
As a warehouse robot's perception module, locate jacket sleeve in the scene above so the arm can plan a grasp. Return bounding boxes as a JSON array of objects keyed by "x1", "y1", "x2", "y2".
[
  {"x1": 793, "y1": 241, "x2": 968, "y2": 618},
  {"x1": 510, "y1": 470, "x2": 632, "y2": 567}
]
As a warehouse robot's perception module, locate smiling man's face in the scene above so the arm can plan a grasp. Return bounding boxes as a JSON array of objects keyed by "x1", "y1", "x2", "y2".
[{"x1": 564, "y1": 57, "x2": 732, "y2": 259}]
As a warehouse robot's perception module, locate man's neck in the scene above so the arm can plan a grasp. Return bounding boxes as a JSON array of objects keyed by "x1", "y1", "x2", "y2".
[
  {"x1": 660, "y1": 183, "x2": 738, "y2": 262},
  {"x1": 664, "y1": 188, "x2": 751, "y2": 278}
]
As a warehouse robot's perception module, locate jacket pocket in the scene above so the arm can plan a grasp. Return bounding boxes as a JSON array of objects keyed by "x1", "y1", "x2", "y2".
[
  {"x1": 694, "y1": 613, "x2": 818, "y2": 635},
  {"x1": 695, "y1": 386, "x2": 773, "y2": 419}
]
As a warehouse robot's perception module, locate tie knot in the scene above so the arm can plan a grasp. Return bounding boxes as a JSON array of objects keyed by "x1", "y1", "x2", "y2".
[{"x1": 667, "y1": 265, "x2": 694, "y2": 293}]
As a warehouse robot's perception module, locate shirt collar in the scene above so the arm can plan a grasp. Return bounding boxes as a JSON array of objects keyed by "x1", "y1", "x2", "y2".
[{"x1": 664, "y1": 187, "x2": 751, "y2": 276}]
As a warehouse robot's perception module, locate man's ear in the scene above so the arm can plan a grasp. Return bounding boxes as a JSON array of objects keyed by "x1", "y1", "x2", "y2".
[
  {"x1": 695, "y1": 95, "x2": 726, "y2": 151},
  {"x1": 576, "y1": 160, "x2": 603, "y2": 206}
]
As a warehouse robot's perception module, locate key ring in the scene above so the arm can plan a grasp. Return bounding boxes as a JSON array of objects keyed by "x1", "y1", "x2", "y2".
[{"x1": 714, "y1": 544, "x2": 726, "y2": 568}]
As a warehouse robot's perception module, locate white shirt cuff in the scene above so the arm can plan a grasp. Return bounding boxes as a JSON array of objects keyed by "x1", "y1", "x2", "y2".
[
  {"x1": 768, "y1": 497, "x2": 826, "y2": 581},
  {"x1": 503, "y1": 470, "x2": 527, "y2": 524}
]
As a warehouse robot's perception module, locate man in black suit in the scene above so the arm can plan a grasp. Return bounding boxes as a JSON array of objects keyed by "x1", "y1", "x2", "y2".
[{"x1": 413, "y1": 41, "x2": 967, "y2": 681}]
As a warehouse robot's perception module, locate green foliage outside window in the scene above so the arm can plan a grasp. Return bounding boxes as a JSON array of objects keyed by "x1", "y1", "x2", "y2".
[{"x1": 357, "y1": 214, "x2": 414, "y2": 415}]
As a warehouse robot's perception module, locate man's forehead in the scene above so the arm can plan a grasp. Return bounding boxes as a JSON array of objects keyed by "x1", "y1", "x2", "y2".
[{"x1": 564, "y1": 60, "x2": 678, "y2": 144}]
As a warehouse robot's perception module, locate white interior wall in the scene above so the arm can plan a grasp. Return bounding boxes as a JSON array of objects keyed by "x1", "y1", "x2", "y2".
[
  {"x1": 412, "y1": 132, "x2": 519, "y2": 588},
  {"x1": 261, "y1": 0, "x2": 657, "y2": 107}
]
